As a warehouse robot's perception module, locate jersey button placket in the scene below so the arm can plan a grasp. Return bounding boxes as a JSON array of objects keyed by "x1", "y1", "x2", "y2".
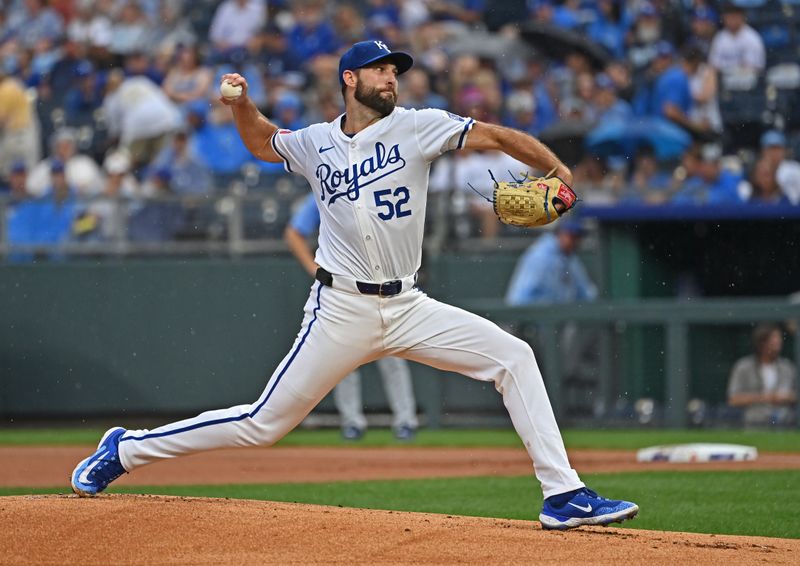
[{"x1": 349, "y1": 142, "x2": 381, "y2": 280}]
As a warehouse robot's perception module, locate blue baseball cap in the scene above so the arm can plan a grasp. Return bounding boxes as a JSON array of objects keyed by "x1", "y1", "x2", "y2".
[
  {"x1": 693, "y1": 6, "x2": 717, "y2": 23},
  {"x1": 654, "y1": 40, "x2": 675, "y2": 58},
  {"x1": 338, "y1": 40, "x2": 413, "y2": 86},
  {"x1": 556, "y1": 218, "x2": 586, "y2": 236},
  {"x1": 761, "y1": 130, "x2": 786, "y2": 147}
]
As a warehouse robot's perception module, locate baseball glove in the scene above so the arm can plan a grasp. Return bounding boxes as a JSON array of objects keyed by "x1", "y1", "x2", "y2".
[{"x1": 492, "y1": 170, "x2": 578, "y2": 228}]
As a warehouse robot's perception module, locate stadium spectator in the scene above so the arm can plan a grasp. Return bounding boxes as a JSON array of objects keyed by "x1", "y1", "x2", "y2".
[
  {"x1": 63, "y1": 60, "x2": 104, "y2": 122},
  {"x1": 506, "y1": 219, "x2": 597, "y2": 306},
  {"x1": 603, "y1": 59, "x2": 634, "y2": 101},
  {"x1": 757, "y1": 130, "x2": 800, "y2": 205},
  {"x1": 397, "y1": 68, "x2": 446, "y2": 110},
  {"x1": 147, "y1": 1, "x2": 198, "y2": 56},
  {"x1": 190, "y1": 98, "x2": 253, "y2": 175},
  {"x1": 102, "y1": 69, "x2": 182, "y2": 171},
  {"x1": 424, "y1": 0, "x2": 486, "y2": 26},
  {"x1": 629, "y1": 148, "x2": 672, "y2": 203},
  {"x1": 27, "y1": 128, "x2": 102, "y2": 198},
  {"x1": 88, "y1": 149, "x2": 141, "y2": 241},
  {"x1": 8, "y1": 160, "x2": 78, "y2": 254},
  {"x1": 332, "y1": 3, "x2": 366, "y2": 44},
  {"x1": 587, "y1": 0, "x2": 625, "y2": 59},
  {"x1": 708, "y1": 2, "x2": 765, "y2": 74},
  {"x1": 683, "y1": 42, "x2": 722, "y2": 138},
  {"x1": 626, "y1": 2, "x2": 663, "y2": 73},
  {"x1": 123, "y1": 51, "x2": 164, "y2": 85},
  {"x1": 0, "y1": 69, "x2": 41, "y2": 175},
  {"x1": 727, "y1": 323, "x2": 797, "y2": 427},
  {"x1": 128, "y1": 168, "x2": 185, "y2": 242},
  {"x1": 67, "y1": 0, "x2": 113, "y2": 54},
  {"x1": 502, "y1": 89, "x2": 539, "y2": 136},
  {"x1": 671, "y1": 143, "x2": 743, "y2": 204},
  {"x1": 46, "y1": 37, "x2": 91, "y2": 106},
  {"x1": 634, "y1": 41, "x2": 692, "y2": 126},
  {"x1": 209, "y1": 0, "x2": 266, "y2": 64},
  {"x1": 151, "y1": 129, "x2": 212, "y2": 197},
  {"x1": 162, "y1": 45, "x2": 214, "y2": 110},
  {"x1": 687, "y1": 5, "x2": 718, "y2": 56},
  {"x1": 109, "y1": 1, "x2": 150, "y2": 60},
  {"x1": 593, "y1": 73, "x2": 632, "y2": 122},
  {"x1": 272, "y1": 90, "x2": 305, "y2": 130},
  {"x1": 5, "y1": 0, "x2": 64, "y2": 50},
  {"x1": 286, "y1": 0, "x2": 340, "y2": 67},
  {"x1": 0, "y1": 161, "x2": 31, "y2": 203},
  {"x1": 739, "y1": 158, "x2": 790, "y2": 205},
  {"x1": 530, "y1": 0, "x2": 580, "y2": 30}
]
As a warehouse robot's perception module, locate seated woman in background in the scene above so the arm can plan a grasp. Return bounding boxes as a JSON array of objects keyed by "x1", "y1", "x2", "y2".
[
  {"x1": 727, "y1": 324, "x2": 798, "y2": 427},
  {"x1": 161, "y1": 45, "x2": 213, "y2": 111}
]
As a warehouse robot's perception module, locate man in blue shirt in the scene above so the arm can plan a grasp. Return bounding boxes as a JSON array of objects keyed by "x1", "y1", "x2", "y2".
[
  {"x1": 505, "y1": 219, "x2": 599, "y2": 414},
  {"x1": 633, "y1": 41, "x2": 692, "y2": 125},
  {"x1": 671, "y1": 144, "x2": 743, "y2": 205},
  {"x1": 506, "y1": 220, "x2": 597, "y2": 306},
  {"x1": 284, "y1": 193, "x2": 419, "y2": 441},
  {"x1": 7, "y1": 160, "x2": 78, "y2": 262}
]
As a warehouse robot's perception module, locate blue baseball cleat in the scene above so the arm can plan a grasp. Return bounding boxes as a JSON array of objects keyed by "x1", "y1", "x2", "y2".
[
  {"x1": 70, "y1": 427, "x2": 128, "y2": 497},
  {"x1": 539, "y1": 487, "x2": 639, "y2": 530},
  {"x1": 393, "y1": 424, "x2": 417, "y2": 441}
]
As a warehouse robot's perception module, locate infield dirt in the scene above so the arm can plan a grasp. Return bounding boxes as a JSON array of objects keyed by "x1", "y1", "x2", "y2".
[
  {"x1": 2, "y1": 494, "x2": 798, "y2": 565},
  {"x1": 2, "y1": 446, "x2": 799, "y2": 564}
]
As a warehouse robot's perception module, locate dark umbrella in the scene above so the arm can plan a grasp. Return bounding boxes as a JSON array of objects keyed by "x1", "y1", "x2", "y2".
[
  {"x1": 538, "y1": 119, "x2": 593, "y2": 167},
  {"x1": 519, "y1": 22, "x2": 612, "y2": 70}
]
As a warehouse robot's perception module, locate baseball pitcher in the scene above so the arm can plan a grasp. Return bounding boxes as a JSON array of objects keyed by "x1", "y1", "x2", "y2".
[{"x1": 72, "y1": 41, "x2": 638, "y2": 530}]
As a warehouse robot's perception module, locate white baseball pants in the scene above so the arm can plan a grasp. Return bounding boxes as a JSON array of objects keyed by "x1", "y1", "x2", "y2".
[
  {"x1": 118, "y1": 282, "x2": 584, "y2": 498},
  {"x1": 334, "y1": 356, "x2": 418, "y2": 431}
]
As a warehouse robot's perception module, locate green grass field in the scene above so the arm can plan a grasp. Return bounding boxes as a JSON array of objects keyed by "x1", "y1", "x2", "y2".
[
  {"x1": 2, "y1": 427, "x2": 799, "y2": 452},
  {"x1": 2, "y1": 427, "x2": 798, "y2": 539}
]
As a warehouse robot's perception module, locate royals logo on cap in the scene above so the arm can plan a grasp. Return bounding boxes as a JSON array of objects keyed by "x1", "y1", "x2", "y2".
[{"x1": 338, "y1": 41, "x2": 414, "y2": 85}]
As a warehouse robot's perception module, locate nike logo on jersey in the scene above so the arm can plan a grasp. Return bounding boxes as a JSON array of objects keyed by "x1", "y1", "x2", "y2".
[
  {"x1": 567, "y1": 502, "x2": 592, "y2": 513},
  {"x1": 316, "y1": 141, "x2": 406, "y2": 206},
  {"x1": 318, "y1": 145, "x2": 335, "y2": 153}
]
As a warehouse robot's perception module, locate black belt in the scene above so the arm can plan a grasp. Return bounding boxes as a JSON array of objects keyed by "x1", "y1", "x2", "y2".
[{"x1": 315, "y1": 267, "x2": 404, "y2": 297}]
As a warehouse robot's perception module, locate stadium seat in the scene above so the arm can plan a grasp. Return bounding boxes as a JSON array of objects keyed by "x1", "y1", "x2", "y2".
[
  {"x1": 766, "y1": 65, "x2": 800, "y2": 129},
  {"x1": 718, "y1": 73, "x2": 768, "y2": 149}
]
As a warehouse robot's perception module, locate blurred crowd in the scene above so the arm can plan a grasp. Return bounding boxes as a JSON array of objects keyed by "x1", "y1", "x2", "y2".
[{"x1": 1, "y1": 0, "x2": 799, "y2": 253}]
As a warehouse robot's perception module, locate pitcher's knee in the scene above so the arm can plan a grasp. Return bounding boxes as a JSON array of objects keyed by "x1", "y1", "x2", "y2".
[
  {"x1": 505, "y1": 335, "x2": 536, "y2": 365},
  {"x1": 241, "y1": 421, "x2": 281, "y2": 447}
]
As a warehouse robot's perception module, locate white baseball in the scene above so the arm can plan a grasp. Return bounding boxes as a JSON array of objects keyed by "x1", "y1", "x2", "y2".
[{"x1": 220, "y1": 80, "x2": 243, "y2": 99}]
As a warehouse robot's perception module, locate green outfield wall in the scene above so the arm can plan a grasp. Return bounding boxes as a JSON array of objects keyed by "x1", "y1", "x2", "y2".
[{"x1": 0, "y1": 254, "x2": 793, "y2": 426}]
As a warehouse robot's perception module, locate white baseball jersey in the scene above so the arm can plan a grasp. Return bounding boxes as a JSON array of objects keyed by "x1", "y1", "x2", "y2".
[{"x1": 271, "y1": 107, "x2": 474, "y2": 281}]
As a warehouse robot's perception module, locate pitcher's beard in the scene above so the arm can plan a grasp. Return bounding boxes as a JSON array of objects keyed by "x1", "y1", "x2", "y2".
[{"x1": 354, "y1": 82, "x2": 396, "y2": 117}]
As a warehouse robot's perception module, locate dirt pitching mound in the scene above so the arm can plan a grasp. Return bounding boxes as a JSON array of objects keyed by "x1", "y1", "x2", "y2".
[{"x1": 1, "y1": 495, "x2": 797, "y2": 565}]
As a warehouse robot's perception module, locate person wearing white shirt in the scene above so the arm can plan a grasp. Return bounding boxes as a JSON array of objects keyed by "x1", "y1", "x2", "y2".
[
  {"x1": 209, "y1": 0, "x2": 266, "y2": 56},
  {"x1": 728, "y1": 323, "x2": 797, "y2": 427},
  {"x1": 708, "y1": 3, "x2": 765, "y2": 74},
  {"x1": 26, "y1": 128, "x2": 102, "y2": 198}
]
